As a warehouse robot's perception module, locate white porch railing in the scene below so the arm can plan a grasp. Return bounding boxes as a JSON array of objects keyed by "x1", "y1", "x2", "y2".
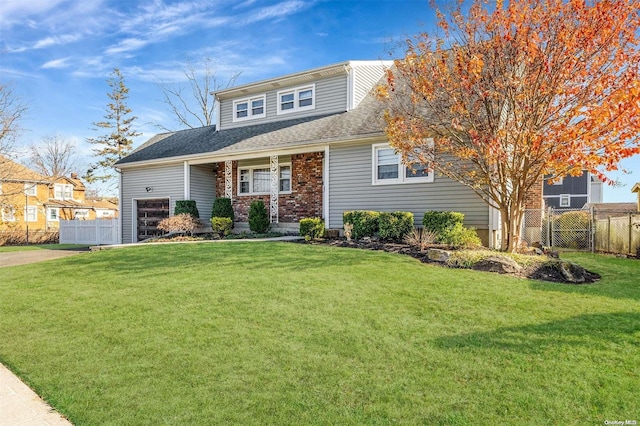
[{"x1": 59, "y1": 219, "x2": 120, "y2": 245}]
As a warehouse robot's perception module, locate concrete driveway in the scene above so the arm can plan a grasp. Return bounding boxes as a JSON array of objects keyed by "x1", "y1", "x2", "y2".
[{"x1": 0, "y1": 247, "x2": 90, "y2": 268}]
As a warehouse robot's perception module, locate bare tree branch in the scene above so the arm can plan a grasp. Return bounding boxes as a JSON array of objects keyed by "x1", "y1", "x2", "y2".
[
  {"x1": 156, "y1": 58, "x2": 240, "y2": 131},
  {"x1": 27, "y1": 135, "x2": 79, "y2": 178}
]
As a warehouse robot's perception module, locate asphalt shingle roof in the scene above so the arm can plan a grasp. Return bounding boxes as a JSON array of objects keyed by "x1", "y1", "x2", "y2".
[{"x1": 116, "y1": 92, "x2": 386, "y2": 166}]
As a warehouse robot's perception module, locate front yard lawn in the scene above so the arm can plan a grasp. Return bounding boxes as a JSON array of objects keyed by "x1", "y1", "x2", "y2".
[{"x1": 0, "y1": 243, "x2": 638, "y2": 424}]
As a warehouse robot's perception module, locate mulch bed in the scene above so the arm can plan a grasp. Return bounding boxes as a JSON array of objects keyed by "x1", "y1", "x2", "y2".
[{"x1": 298, "y1": 238, "x2": 601, "y2": 284}]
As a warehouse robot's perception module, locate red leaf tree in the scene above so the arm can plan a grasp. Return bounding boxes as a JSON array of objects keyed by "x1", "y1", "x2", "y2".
[{"x1": 378, "y1": 0, "x2": 640, "y2": 252}]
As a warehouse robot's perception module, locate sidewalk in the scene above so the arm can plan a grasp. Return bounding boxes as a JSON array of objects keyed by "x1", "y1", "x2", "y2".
[{"x1": 0, "y1": 363, "x2": 71, "y2": 425}]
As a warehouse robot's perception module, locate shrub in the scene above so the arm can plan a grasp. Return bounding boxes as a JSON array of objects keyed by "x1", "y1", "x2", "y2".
[
  {"x1": 248, "y1": 200, "x2": 270, "y2": 233},
  {"x1": 175, "y1": 200, "x2": 199, "y2": 218},
  {"x1": 441, "y1": 224, "x2": 482, "y2": 248},
  {"x1": 212, "y1": 197, "x2": 234, "y2": 222},
  {"x1": 299, "y1": 218, "x2": 325, "y2": 240},
  {"x1": 422, "y1": 211, "x2": 465, "y2": 238},
  {"x1": 343, "y1": 210, "x2": 380, "y2": 239},
  {"x1": 157, "y1": 213, "x2": 201, "y2": 235},
  {"x1": 404, "y1": 227, "x2": 438, "y2": 251},
  {"x1": 211, "y1": 217, "x2": 233, "y2": 238},
  {"x1": 378, "y1": 211, "x2": 414, "y2": 241}
]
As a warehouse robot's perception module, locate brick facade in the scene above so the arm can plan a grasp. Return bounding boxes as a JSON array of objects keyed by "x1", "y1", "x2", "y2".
[{"x1": 214, "y1": 152, "x2": 324, "y2": 223}]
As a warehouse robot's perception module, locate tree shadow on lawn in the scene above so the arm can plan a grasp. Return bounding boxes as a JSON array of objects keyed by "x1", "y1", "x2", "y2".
[{"x1": 434, "y1": 312, "x2": 640, "y2": 354}]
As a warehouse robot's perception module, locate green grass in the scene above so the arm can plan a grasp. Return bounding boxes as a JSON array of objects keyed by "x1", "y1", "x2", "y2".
[
  {"x1": 0, "y1": 244, "x2": 89, "y2": 253},
  {"x1": 0, "y1": 243, "x2": 638, "y2": 425}
]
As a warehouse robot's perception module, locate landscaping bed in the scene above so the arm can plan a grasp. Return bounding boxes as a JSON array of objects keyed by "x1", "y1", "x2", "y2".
[{"x1": 303, "y1": 238, "x2": 601, "y2": 284}]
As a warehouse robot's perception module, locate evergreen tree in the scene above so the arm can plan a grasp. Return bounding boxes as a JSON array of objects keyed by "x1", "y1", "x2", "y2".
[{"x1": 85, "y1": 68, "x2": 140, "y2": 185}]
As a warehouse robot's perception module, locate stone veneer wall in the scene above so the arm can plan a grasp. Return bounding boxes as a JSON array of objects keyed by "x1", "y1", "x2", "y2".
[{"x1": 214, "y1": 152, "x2": 324, "y2": 222}]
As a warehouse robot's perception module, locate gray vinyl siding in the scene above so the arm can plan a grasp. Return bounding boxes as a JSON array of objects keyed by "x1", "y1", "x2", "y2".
[
  {"x1": 121, "y1": 163, "x2": 184, "y2": 243},
  {"x1": 328, "y1": 142, "x2": 490, "y2": 229},
  {"x1": 352, "y1": 63, "x2": 387, "y2": 108},
  {"x1": 189, "y1": 164, "x2": 216, "y2": 220},
  {"x1": 219, "y1": 74, "x2": 348, "y2": 130}
]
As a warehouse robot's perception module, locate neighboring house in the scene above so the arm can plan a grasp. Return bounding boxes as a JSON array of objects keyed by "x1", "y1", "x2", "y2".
[
  {"x1": 543, "y1": 171, "x2": 603, "y2": 209},
  {"x1": 0, "y1": 156, "x2": 118, "y2": 232},
  {"x1": 117, "y1": 60, "x2": 531, "y2": 246}
]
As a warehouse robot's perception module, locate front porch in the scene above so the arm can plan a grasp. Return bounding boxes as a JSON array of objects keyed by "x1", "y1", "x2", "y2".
[{"x1": 208, "y1": 151, "x2": 325, "y2": 226}]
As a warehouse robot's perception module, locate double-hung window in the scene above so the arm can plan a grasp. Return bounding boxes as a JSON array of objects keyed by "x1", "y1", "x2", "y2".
[
  {"x1": 559, "y1": 194, "x2": 570, "y2": 207},
  {"x1": 25, "y1": 206, "x2": 37, "y2": 222},
  {"x1": 1, "y1": 205, "x2": 15, "y2": 222},
  {"x1": 238, "y1": 165, "x2": 292, "y2": 195},
  {"x1": 54, "y1": 184, "x2": 73, "y2": 200},
  {"x1": 372, "y1": 143, "x2": 434, "y2": 185},
  {"x1": 48, "y1": 207, "x2": 59, "y2": 221},
  {"x1": 233, "y1": 95, "x2": 266, "y2": 122},
  {"x1": 24, "y1": 183, "x2": 37, "y2": 196},
  {"x1": 277, "y1": 84, "x2": 315, "y2": 115}
]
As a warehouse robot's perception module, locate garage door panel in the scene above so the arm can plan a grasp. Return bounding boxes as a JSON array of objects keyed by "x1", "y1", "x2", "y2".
[{"x1": 137, "y1": 199, "x2": 169, "y2": 241}]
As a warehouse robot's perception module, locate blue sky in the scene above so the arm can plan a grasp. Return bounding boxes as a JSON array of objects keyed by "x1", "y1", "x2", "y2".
[{"x1": 1, "y1": 0, "x2": 638, "y2": 201}]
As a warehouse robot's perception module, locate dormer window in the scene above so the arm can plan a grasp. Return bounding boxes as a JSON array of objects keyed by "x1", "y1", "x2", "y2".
[
  {"x1": 233, "y1": 95, "x2": 266, "y2": 122},
  {"x1": 277, "y1": 84, "x2": 315, "y2": 115},
  {"x1": 54, "y1": 184, "x2": 73, "y2": 200}
]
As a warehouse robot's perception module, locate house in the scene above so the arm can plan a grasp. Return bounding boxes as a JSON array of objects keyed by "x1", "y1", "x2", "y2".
[
  {"x1": 0, "y1": 156, "x2": 118, "y2": 233},
  {"x1": 116, "y1": 60, "x2": 523, "y2": 246},
  {"x1": 543, "y1": 171, "x2": 603, "y2": 209}
]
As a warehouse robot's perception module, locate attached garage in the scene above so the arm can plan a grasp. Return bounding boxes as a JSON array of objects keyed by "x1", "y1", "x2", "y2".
[{"x1": 136, "y1": 198, "x2": 169, "y2": 241}]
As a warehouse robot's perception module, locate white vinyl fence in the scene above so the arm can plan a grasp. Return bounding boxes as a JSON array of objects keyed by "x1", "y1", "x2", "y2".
[{"x1": 59, "y1": 219, "x2": 120, "y2": 245}]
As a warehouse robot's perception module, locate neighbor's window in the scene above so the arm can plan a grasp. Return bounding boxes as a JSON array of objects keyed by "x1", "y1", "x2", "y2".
[
  {"x1": 238, "y1": 165, "x2": 292, "y2": 195},
  {"x1": 1, "y1": 205, "x2": 16, "y2": 222},
  {"x1": 233, "y1": 95, "x2": 266, "y2": 122},
  {"x1": 559, "y1": 194, "x2": 570, "y2": 207},
  {"x1": 24, "y1": 183, "x2": 37, "y2": 196},
  {"x1": 277, "y1": 84, "x2": 315, "y2": 115},
  {"x1": 372, "y1": 143, "x2": 434, "y2": 185},
  {"x1": 75, "y1": 209, "x2": 89, "y2": 219},
  {"x1": 54, "y1": 184, "x2": 73, "y2": 200},
  {"x1": 48, "y1": 207, "x2": 59, "y2": 221},
  {"x1": 25, "y1": 206, "x2": 37, "y2": 222}
]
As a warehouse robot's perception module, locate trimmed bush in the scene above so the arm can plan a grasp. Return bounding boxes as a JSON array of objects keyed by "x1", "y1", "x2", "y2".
[
  {"x1": 343, "y1": 211, "x2": 380, "y2": 239},
  {"x1": 422, "y1": 211, "x2": 465, "y2": 237},
  {"x1": 212, "y1": 197, "x2": 234, "y2": 221},
  {"x1": 300, "y1": 218, "x2": 325, "y2": 240},
  {"x1": 175, "y1": 200, "x2": 199, "y2": 218},
  {"x1": 378, "y1": 211, "x2": 414, "y2": 241},
  {"x1": 157, "y1": 213, "x2": 201, "y2": 235},
  {"x1": 211, "y1": 217, "x2": 233, "y2": 238},
  {"x1": 248, "y1": 200, "x2": 270, "y2": 233}
]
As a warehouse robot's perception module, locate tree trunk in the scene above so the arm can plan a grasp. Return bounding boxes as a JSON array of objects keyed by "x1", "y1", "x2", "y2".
[{"x1": 500, "y1": 206, "x2": 525, "y2": 252}]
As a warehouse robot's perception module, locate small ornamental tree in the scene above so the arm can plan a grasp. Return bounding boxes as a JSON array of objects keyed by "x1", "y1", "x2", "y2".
[
  {"x1": 248, "y1": 200, "x2": 270, "y2": 233},
  {"x1": 378, "y1": 0, "x2": 640, "y2": 252}
]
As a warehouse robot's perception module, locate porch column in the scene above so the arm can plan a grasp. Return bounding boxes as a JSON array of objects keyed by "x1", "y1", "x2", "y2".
[
  {"x1": 270, "y1": 155, "x2": 279, "y2": 223},
  {"x1": 224, "y1": 160, "x2": 233, "y2": 200}
]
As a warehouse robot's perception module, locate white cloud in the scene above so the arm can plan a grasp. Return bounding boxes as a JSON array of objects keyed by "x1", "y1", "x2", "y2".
[
  {"x1": 105, "y1": 38, "x2": 149, "y2": 55},
  {"x1": 41, "y1": 57, "x2": 71, "y2": 69},
  {"x1": 0, "y1": 0, "x2": 67, "y2": 27},
  {"x1": 243, "y1": 1, "x2": 310, "y2": 24},
  {"x1": 33, "y1": 33, "x2": 81, "y2": 49}
]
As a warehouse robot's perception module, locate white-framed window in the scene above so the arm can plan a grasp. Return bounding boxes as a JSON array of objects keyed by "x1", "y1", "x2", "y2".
[
  {"x1": 372, "y1": 143, "x2": 434, "y2": 185},
  {"x1": 277, "y1": 84, "x2": 315, "y2": 115},
  {"x1": 1, "y1": 205, "x2": 16, "y2": 222},
  {"x1": 25, "y1": 206, "x2": 37, "y2": 222},
  {"x1": 74, "y1": 209, "x2": 89, "y2": 219},
  {"x1": 553, "y1": 177, "x2": 564, "y2": 185},
  {"x1": 48, "y1": 207, "x2": 59, "y2": 221},
  {"x1": 233, "y1": 95, "x2": 266, "y2": 122},
  {"x1": 559, "y1": 194, "x2": 570, "y2": 207},
  {"x1": 238, "y1": 164, "x2": 292, "y2": 195},
  {"x1": 54, "y1": 184, "x2": 73, "y2": 200},
  {"x1": 97, "y1": 210, "x2": 114, "y2": 218},
  {"x1": 24, "y1": 183, "x2": 37, "y2": 196}
]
